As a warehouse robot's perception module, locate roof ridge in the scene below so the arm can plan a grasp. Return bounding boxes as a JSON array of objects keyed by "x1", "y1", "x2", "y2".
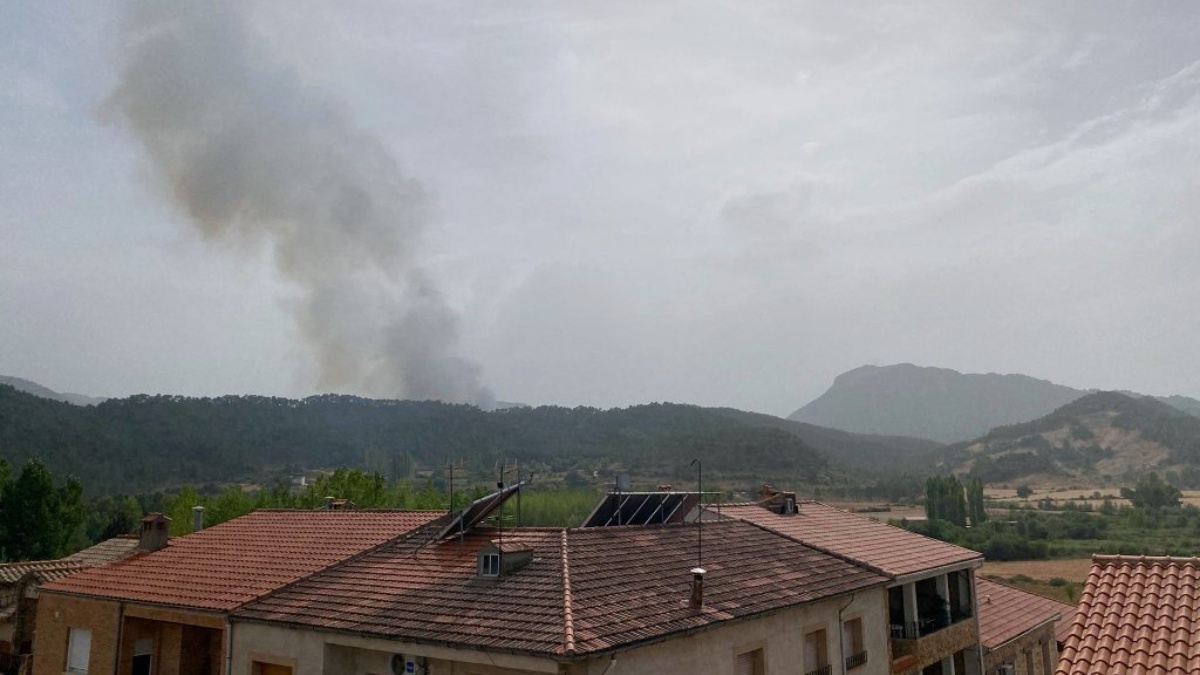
[
  {"x1": 1092, "y1": 553, "x2": 1200, "y2": 565},
  {"x1": 561, "y1": 528, "x2": 576, "y2": 656},
  {"x1": 729, "y1": 511, "x2": 895, "y2": 578}
]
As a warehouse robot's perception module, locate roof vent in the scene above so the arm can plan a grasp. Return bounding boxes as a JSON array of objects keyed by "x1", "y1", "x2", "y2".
[
  {"x1": 477, "y1": 540, "x2": 534, "y2": 579},
  {"x1": 322, "y1": 497, "x2": 356, "y2": 510},
  {"x1": 757, "y1": 484, "x2": 799, "y2": 515},
  {"x1": 138, "y1": 513, "x2": 171, "y2": 552}
]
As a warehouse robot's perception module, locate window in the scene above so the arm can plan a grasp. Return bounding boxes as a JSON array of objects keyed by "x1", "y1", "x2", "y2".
[
  {"x1": 804, "y1": 628, "x2": 829, "y2": 675},
  {"x1": 735, "y1": 648, "x2": 764, "y2": 675},
  {"x1": 843, "y1": 618, "x2": 867, "y2": 669},
  {"x1": 132, "y1": 638, "x2": 153, "y2": 675},
  {"x1": 479, "y1": 552, "x2": 500, "y2": 577},
  {"x1": 66, "y1": 627, "x2": 91, "y2": 674}
]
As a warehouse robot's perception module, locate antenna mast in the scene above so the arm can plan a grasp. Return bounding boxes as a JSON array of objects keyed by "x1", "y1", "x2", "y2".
[{"x1": 689, "y1": 458, "x2": 703, "y2": 569}]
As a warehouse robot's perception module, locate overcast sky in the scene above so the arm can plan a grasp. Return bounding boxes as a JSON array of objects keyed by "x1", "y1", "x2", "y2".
[{"x1": 3, "y1": 1, "x2": 1199, "y2": 416}]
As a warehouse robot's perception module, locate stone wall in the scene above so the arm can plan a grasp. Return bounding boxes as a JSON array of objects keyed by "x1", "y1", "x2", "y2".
[
  {"x1": 982, "y1": 623, "x2": 1057, "y2": 675},
  {"x1": 890, "y1": 618, "x2": 979, "y2": 671}
]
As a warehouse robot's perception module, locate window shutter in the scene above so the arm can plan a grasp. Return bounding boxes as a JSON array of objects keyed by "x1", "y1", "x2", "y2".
[
  {"x1": 67, "y1": 628, "x2": 91, "y2": 673},
  {"x1": 736, "y1": 652, "x2": 754, "y2": 675}
]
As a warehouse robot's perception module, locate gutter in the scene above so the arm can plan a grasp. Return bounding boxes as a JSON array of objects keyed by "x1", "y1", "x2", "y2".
[
  {"x1": 225, "y1": 616, "x2": 234, "y2": 675},
  {"x1": 113, "y1": 601, "x2": 125, "y2": 675},
  {"x1": 983, "y1": 614, "x2": 1060, "y2": 655},
  {"x1": 837, "y1": 593, "x2": 856, "y2": 673}
]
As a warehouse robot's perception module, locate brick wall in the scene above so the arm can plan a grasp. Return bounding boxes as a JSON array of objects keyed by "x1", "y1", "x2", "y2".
[
  {"x1": 33, "y1": 594, "x2": 226, "y2": 675},
  {"x1": 32, "y1": 593, "x2": 121, "y2": 675}
]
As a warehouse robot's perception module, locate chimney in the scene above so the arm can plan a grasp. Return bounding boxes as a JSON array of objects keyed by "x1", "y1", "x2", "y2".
[
  {"x1": 192, "y1": 505, "x2": 204, "y2": 532},
  {"x1": 689, "y1": 567, "x2": 706, "y2": 610},
  {"x1": 324, "y1": 496, "x2": 335, "y2": 510},
  {"x1": 138, "y1": 513, "x2": 171, "y2": 552}
]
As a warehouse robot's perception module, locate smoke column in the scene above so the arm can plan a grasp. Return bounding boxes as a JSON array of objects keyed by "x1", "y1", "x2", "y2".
[{"x1": 106, "y1": 1, "x2": 492, "y2": 406}]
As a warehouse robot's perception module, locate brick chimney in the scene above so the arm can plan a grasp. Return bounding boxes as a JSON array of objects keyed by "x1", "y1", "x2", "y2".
[
  {"x1": 138, "y1": 513, "x2": 171, "y2": 552},
  {"x1": 689, "y1": 567, "x2": 706, "y2": 610}
]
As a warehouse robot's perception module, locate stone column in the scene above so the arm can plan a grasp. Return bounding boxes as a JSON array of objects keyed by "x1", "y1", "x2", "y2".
[
  {"x1": 936, "y1": 574, "x2": 952, "y2": 625},
  {"x1": 903, "y1": 583, "x2": 919, "y2": 637}
]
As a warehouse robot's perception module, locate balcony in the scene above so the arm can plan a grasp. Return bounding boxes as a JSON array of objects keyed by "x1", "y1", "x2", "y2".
[
  {"x1": 845, "y1": 651, "x2": 869, "y2": 670},
  {"x1": 804, "y1": 666, "x2": 832, "y2": 675},
  {"x1": 889, "y1": 616, "x2": 978, "y2": 671},
  {"x1": 889, "y1": 607, "x2": 972, "y2": 640}
]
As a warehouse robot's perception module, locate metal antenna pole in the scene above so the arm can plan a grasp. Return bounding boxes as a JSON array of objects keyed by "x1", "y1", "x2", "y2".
[{"x1": 689, "y1": 458, "x2": 702, "y2": 569}]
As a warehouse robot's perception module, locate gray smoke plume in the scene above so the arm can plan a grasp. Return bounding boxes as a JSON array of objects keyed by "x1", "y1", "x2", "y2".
[{"x1": 106, "y1": 0, "x2": 492, "y2": 406}]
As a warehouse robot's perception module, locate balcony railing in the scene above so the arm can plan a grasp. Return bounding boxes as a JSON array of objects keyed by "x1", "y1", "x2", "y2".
[
  {"x1": 804, "y1": 665, "x2": 832, "y2": 675},
  {"x1": 889, "y1": 607, "x2": 971, "y2": 639},
  {"x1": 845, "y1": 651, "x2": 869, "y2": 670}
]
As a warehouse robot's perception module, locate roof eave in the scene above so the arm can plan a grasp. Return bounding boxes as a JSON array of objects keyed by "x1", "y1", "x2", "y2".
[
  {"x1": 890, "y1": 557, "x2": 984, "y2": 586},
  {"x1": 982, "y1": 613, "x2": 1061, "y2": 653}
]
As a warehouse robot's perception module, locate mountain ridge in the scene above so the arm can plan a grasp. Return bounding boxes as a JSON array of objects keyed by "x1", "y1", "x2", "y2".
[
  {"x1": 0, "y1": 375, "x2": 105, "y2": 406},
  {"x1": 790, "y1": 363, "x2": 1200, "y2": 443}
]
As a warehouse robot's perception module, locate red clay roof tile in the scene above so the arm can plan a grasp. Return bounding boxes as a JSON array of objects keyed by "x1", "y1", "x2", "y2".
[
  {"x1": 235, "y1": 519, "x2": 888, "y2": 657},
  {"x1": 976, "y1": 577, "x2": 1076, "y2": 647},
  {"x1": 721, "y1": 501, "x2": 981, "y2": 577},
  {"x1": 41, "y1": 510, "x2": 442, "y2": 611},
  {"x1": 1058, "y1": 555, "x2": 1200, "y2": 675}
]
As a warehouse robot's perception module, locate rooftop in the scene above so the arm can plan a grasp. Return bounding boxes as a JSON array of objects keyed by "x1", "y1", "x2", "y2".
[
  {"x1": 64, "y1": 534, "x2": 140, "y2": 567},
  {"x1": 976, "y1": 577, "x2": 1076, "y2": 648},
  {"x1": 0, "y1": 560, "x2": 87, "y2": 586},
  {"x1": 42, "y1": 509, "x2": 444, "y2": 611},
  {"x1": 0, "y1": 535, "x2": 140, "y2": 587},
  {"x1": 720, "y1": 501, "x2": 982, "y2": 578},
  {"x1": 1058, "y1": 555, "x2": 1200, "y2": 675},
  {"x1": 235, "y1": 519, "x2": 888, "y2": 657}
]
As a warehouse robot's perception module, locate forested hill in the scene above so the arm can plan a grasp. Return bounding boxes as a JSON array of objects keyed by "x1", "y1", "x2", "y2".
[
  {"x1": 930, "y1": 392, "x2": 1200, "y2": 485},
  {"x1": 0, "y1": 384, "x2": 931, "y2": 495},
  {"x1": 707, "y1": 407, "x2": 940, "y2": 469}
]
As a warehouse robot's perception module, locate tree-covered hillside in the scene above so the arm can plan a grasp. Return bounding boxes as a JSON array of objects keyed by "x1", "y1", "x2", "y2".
[
  {"x1": 930, "y1": 392, "x2": 1200, "y2": 485},
  {"x1": 1, "y1": 385, "x2": 862, "y2": 494}
]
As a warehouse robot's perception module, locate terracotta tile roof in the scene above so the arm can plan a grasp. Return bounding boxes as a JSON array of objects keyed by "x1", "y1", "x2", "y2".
[
  {"x1": 41, "y1": 509, "x2": 443, "y2": 611},
  {"x1": 720, "y1": 502, "x2": 981, "y2": 578},
  {"x1": 235, "y1": 519, "x2": 888, "y2": 657},
  {"x1": 976, "y1": 577, "x2": 1076, "y2": 648},
  {"x1": 64, "y1": 534, "x2": 140, "y2": 566},
  {"x1": 0, "y1": 560, "x2": 87, "y2": 585},
  {"x1": 1058, "y1": 555, "x2": 1200, "y2": 675}
]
